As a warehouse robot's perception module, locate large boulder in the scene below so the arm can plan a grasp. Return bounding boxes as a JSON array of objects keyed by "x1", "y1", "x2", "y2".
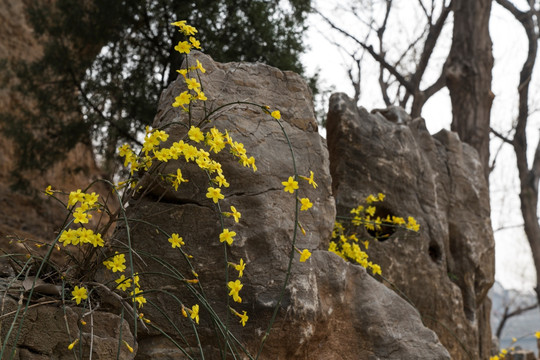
[
  {"x1": 326, "y1": 92, "x2": 495, "y2": 359},
  {"x1": 104, "y1": 52, "x2": 451, "y2": 359}
]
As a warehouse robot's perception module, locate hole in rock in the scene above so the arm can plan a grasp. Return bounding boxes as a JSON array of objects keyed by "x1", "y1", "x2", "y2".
[{"x1": 428, "y1": 241, "x2": 442, "y2": 263}]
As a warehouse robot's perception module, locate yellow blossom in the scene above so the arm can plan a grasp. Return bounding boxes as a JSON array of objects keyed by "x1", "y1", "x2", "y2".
[
  {"x1": 189, "y1": 36, "x2": 201, "y2": 49},
  {"x1": 185, "y1": 78, "x2": 201, "y2": 91},
  {"x1": 219, "y1": 229, "x2": 236, "y2": 246},
  {"x1": 191, "y1": 304, "x2": 200, "y2": 324},
  {"x1": 174, "y1": 40, "x2": 191, "y2": 54},
  {"x1": 271, "y1": 110, "x2": 281, "y2": 119},
  {"x1": 131, "y1": 287, "x2": 147, "y2": 308},
  {"x1": 406, "y1": 217, "x2": 420, "y2": 232},
  {"x1": 234, "y1": 259, "x2": 246, "y2": 277},
  {"x1": 45, "y1": 185, "x2": 54, "y2": 195},
  {"x1": 230, "y1": 206, "x2": 241, "y2": 223},
  {"x1": 206, "y1": 187, "x2": 224, "y2": 203},
  {"x1": 168, "y1": 233, "x2": 185, "y2": 248},
  {"x1": 299, "y1": 249, "x2": 311, "y2": 262},
  {"x1": 68, "y1": 338, "x2": 79, "y2": 350},
  {"x1": 115, "y1": 275, "x2": 132, "y2": 291},
  {"x1": 173, "y1": 91, "x2": 191, "y2": 109},
  {"x1": 282, "y1": 176, "x2": 299, "y2": 194},
  {"x1": 300, "y1": 198, "x2": 313, "y2": 211},
  {"x1": 195, "y1": 59, "x2": 206, "y2": 73},
  {"x1": 237, "y1": 310, "x2": 248, "y2": 326},
  {"x1": 228, "y1": 280, "x2": 243, "y2": 303},
  {"x1": 123, "y1": 341, "x2": 134, "y2": 353},
  {"x1": 71, "y1": 285, "x2": 88, "y2": 305},
  {"x1": 188, "y1": 126, "x2": 205, "y2": 142}
]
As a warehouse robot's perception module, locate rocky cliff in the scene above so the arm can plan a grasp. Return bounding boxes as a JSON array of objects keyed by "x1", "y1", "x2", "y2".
[{"x1": 327, "y1": 94, "x2": 495, "y2": 359}]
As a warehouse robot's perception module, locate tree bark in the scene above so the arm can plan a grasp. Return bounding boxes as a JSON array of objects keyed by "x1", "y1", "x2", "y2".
[{"x1": 445, "y1": 0, "x2": 494, "y2": 183}]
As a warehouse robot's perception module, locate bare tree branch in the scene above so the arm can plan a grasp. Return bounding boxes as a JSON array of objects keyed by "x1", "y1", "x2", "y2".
[
  {"x1": 316, "y1": 9, "x2": 415, "y2": 94},
  {"x1": 495, "y1": 302, "x2": 538, "y2": 338},
  {"x1": 490, "y1": 127, "x2": 514, "y2": 145}
]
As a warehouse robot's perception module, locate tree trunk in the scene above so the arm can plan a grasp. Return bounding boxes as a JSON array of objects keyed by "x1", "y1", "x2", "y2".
[{"x1": 445, "y1": 0, "x2": 494, "y2": 183}]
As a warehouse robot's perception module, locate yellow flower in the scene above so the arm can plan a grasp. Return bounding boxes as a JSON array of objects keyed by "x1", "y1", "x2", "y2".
[
  {"x1": 73, "y1": 210, "x2": 89, "y2": 224},
  {"x1": 234, "y1": 259, "x2": 246, "y2": 277},
  {"x1": 191, "y1": 304, "x2": 200, "y2": 324},
  {"x1": 271, "y1": 110, "x2": 281, "y2": 120},
  {"x1": 188, "y1": 126, "x2": 205, "y2": 142},
  {"x1": 206, "y1": 187, "x2": 224, "y2": 203},
  {"x1": 195, "y1": 59, "x2": 206, "y2": 73},
  {"x1": 71, "y1": 285, "x2": 88, "y2": 305},
  {"x1": 300, "y1": 198, "x2": 313, "y2": 211},
  {"x1": 172, "y1": 169, "x2": 188, "y2": 190},
  {"x1": 68, "y1": 338, "x2": 79, "y2": 350},
  {"x1": 536, "y1": 331, "x2": 540, "y2": 339},
  {"x1": 84, "y1": 192, "x2": 99, "y2": 205},
  {"x1": 189, "y1": 36, "x2": 201, "y2": 49},
  {"x1": 366, "y1": 206, "x2": 376, "y2": 217},
  {"x1": 196, "y1": 90, "x2": 207, "y2": 101},
  {"x1": 230, "y1": 307, "x2": 248, "y2": 326},
  {"x1": 406, "y1": 217, "x2": 420, "y2": 232},
  {"x1": 219, "y1": 229, "x2": 236, "y2": 246},
  {"x1": 131, "y1": 287, "x2": 147, "y2": 308},
  {"x1": 370, "y1": 264, "x2": 382, "y2": 276},
  {"x1": 168, "y1": 233, "x2": 185, "y2": 248},
  {"x1": 115, "y1": 275, "x2": 132, "y2": 291},
  {"x1": 378, "y1": 193, "x2": 385, "y2": 201},
  {"x1": 123, "y1": 341, "x2": 134, "y2": 353},
  {"x1": 366, "y1": 194, "x2": 378, "y2": 203},
  {"x1": 181, "y1": 305, "x2": 188, "y2": 318},
  {"x1": 282, "y1": 176, "x2": 299, "y2": 194},
  {"x1": 228, "y1": 280, "x2": 243, "y2": 303},
  {"x1": 299, "y1": 249, "x2": 311, "y2": 262},
  {"x1": 174, "y1": 40, "x2": 191, "y2": 54},
  {"x1": 185, "y1": 78, "x2": 201, "y2": 91},
  {"x1": 238, "y1": 310, "x2": 248, "y2": 326},
  {"x1": 214, "y1": 173, "x2": 229, "y2": 188},
  {"x1": 45, "y1": 185, "x2": 54, "y2": 195},
  {"x1": 172, "y1": 91, "x2": 191, "y2": 109},
  {"x1": 230, "y1": 206, "x2": 241, "y2": 223},
  {"x1": 103, "y1": 253, "x2": 126, "y2": 272},
  {"x1": 68, "y1": 189, "x2": 85, "y2": 207}
]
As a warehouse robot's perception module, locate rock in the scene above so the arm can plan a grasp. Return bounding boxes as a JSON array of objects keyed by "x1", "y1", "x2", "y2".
[
  {"x1": 101, "y1": 52, "x2": 450, "y2": 359},
  {"x1": 326, "y1": 92, "x2": 495, "y2": 359},
  {"x1": 0, "y1": 289, "x2": 136, "y2": 360}
]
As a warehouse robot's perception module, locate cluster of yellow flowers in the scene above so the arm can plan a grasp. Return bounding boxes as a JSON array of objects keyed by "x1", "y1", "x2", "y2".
[
  {"x1": 349, "y1": 193, "x2": 419, "y2": 233},
  {"x1": 47, "y1": 18, "x2": 320, "y2": 354},
  {"x1": 329, "y1": 193, "x2": 420, "y2": 276},
  {"x1": 329, "y1": 221, "x2": 381, "y2": 275},
  {"x1": 490, "y1": 332, "x2": 540, "y2": 360},
  {"x1": 67, "y1": 189, "x2": 100, "y2": 224},
  {"x1": 44, "y1": 188, "x2": 106, "y2": 308}
]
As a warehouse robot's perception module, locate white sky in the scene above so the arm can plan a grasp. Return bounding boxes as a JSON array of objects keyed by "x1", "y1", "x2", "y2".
[{"x1": 302, "y1": 0, "x2": 540, "y2": 292}]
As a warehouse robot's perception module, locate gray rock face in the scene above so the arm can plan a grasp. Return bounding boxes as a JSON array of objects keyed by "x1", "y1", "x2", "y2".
[
  {"x1": 0, "y1": 286, "x2": 136, "y2": 360},
  {"x1": 326, "y1": 92, "x2": 495, "y2": 360},
  {"x1": 103, "y1": 53, "x2": 450, "y2": 359}
]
